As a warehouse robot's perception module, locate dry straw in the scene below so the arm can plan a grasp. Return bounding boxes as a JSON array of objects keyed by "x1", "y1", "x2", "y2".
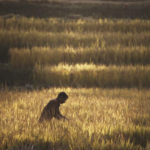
[
  {"x1": 0, "y1": 88, "x2": 150, "y2": 149},
  {"x1": 9, "y1": 46, "x2": 150, "y2": 68}
]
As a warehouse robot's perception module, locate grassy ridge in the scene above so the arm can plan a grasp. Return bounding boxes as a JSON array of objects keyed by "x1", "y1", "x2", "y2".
[
  {"x1": 1, "y1": 18, "x2": 150, "y2": 62},
  {"x1": 1, "y1": 18, "x2": 150, "y2": 33},
  {"x1": 0, "y1": 88, "x2": 150, "y2": 149},
  {"x1": 9, "y1": 46, "x2": 150, "y2": 68},
  {"x1": 34, "y1": 64, "x2": 150, "y2": 88},
  {"x1": 1, "y1": 29, "x2": 150, "y2": 62},
  {"x1": 1, "y1": 30, "x2": 150, "y2": 48}
]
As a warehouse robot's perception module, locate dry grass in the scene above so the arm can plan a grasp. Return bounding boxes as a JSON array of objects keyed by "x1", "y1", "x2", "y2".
[
  {"x1": 33, "y1": 63, "x2": 150, "y2": 88},
  {"x1": 1, "y1": 29, "x2": 150, "y2": 48},
  {"x1": 1, "y1": 18, "x2": 150, "y2": 53},
  {"x1": 1, "y1": 17, "x2": 150, "y2": 33},
  {"x1": 0, "y1": 88, "x2": 150, "y2": 150},
  {"x1": 9, "y1": 46, "x2": 150, "y2": 68},
  {"x1": 0, "y1": 2, "x2": 150, "y2": 150},
  {"x1": 0, "y1": 18, "x2": 150, "y2": 88}
]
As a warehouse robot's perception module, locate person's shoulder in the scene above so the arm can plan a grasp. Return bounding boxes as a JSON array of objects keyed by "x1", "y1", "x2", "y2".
[{"x1": 49, "y1": 99, "x2": 58, "y2": 104}]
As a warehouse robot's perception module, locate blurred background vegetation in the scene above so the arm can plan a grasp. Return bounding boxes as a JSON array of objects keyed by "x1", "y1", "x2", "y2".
[{"x1": 0, "y1": 17, "x2": 150, "y2": 88}]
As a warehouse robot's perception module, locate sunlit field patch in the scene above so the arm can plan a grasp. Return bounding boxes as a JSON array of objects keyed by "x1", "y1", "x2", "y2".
[
  {"x1": 1, "y1": 17, "x2": 150, "y2": 33},
  {"x1": 9, "y1": 46, "x2": 150, "y2": 68},
  {"x1": 33, "y1": 63, "x2": 150, "y2": 88},
  {"x1": 0, "y1": 88, "x2": 150, "y2": 150},
  {"x1": 1, "y1": 29, "x2": 150, "y2": 48}
]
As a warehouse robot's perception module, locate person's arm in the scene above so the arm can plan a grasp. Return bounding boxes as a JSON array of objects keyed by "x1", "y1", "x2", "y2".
[
  {"x1": 54, "y1": 106, "x2": 69, "y2": 121},
  {"x1": 59, "y1": 111, "x2": 69, "y2": 121},
  {"x1": 53, "y1": 105, "x2": 61, "y2": 120}
]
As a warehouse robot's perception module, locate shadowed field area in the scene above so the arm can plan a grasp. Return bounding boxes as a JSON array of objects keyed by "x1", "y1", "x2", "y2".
[{"x1": 0, "y1": 0, "x2": 150, "y2": 19}]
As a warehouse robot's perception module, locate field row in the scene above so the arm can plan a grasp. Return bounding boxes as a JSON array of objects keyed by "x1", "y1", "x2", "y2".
[
  {"x1": 1, "y1": 17, "x2": 150, "y2": 33},
  {"x1": 33, "y1": 64, "x2": 150, "y2": 87},
  {"x1": 1, "y1": 63, "x2": 150, "y2": 88},
  {"x1": 10, "y1": 46, "x2": 150, "y2": 68},
  {"x1": 1, "y1": 26, "x2": 150, "y2": 62},
  {"x1": 1, "y1": 30, "x2": 150, "y2": 48}
]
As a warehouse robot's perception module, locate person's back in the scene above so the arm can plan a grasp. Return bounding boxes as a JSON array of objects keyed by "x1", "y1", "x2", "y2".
[
  {"x1": 39, "y1": 92, "x2": 68, "y2": 122},
  {"x1": 39, "y1": 99, "x2": 59, "y2": 122}
]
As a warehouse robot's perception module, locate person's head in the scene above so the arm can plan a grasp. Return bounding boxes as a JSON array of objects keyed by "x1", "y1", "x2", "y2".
[{"x1": 57, "y1": 92, "x2": 68, "y2": 104}]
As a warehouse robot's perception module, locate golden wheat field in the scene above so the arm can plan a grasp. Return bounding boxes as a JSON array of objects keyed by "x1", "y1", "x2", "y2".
[
  {"x1": 1, "y1": 15, "x2": 150, "y2": 150},
  {"x1": 0, "y1": 17, "x2": 150, "y2": 87},
  {"x1": 0, "y1": 88, "x2": 150, "y2": 150}
]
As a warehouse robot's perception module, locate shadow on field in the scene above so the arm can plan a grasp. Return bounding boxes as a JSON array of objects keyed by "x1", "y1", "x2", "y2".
[
  {"x1": 128, "y1": 132, "x2": 148, "y2": 148},
  {"x1": 132, "y1": 116, "x2": 150, "y2": 127},
  {"x1": 0, "y1": 63, "x2": 33, "y2": 86},
  {"x1": 99, "y1": 131, "x2": 150, "y2": 149},
  {"x1": 3, "y1": 132, "x2": 149, "y2": 150},
  {"x1": 0, "y1": 1, "x2": 150, "y2": 19},
  {"x1": 3, "y1": 138, "x2": 70, "y2": 150}
]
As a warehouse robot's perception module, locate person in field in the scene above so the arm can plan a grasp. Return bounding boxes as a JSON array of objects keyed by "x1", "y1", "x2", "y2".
[{"x1": 39, "y1": 92, "x2": 69, "y2": 122}]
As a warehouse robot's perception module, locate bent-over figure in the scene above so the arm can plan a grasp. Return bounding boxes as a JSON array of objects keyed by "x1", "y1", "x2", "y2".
[{"x1": 39, "y1": 92, "x2": 68, "y2": 122}]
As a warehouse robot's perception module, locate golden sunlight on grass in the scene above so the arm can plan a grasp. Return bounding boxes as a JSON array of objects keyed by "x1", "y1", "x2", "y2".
[
  {"x1": 1, "y1": 16, "x2": 150, "y2": 150},
  {"x1": 9, "y1": 46, "x2": 150, "y2": 68},
  {"x1": 0, "y1": 88, "x2": 150, "y2": 149},
  {"x1": 34, "y1": 63, "x2": 150, "y2": 87}
]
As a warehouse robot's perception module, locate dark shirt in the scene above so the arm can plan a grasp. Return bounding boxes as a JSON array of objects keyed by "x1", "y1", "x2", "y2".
[{"x1": 39, "y1": 99, "x2": 65, "y2": 122}]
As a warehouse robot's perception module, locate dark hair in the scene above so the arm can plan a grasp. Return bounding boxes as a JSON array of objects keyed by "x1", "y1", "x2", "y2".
[{"x1": 58, "y1": 92, "x2": 68, "y2": 98}]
